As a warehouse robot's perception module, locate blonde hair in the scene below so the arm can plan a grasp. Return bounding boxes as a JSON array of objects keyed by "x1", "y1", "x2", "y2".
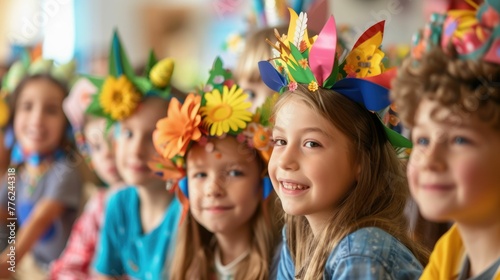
[
  {"x1": 391, "y1": 47, "x2": 500, "y2": 130},
  {"x1": 234, "y1": 26, "x2": 288, "y2": 83},
  {"x1": 273, "y1": 84, "x2": 429, "y2": 279},
  {"x1": 170, "y1": 139, "x2": 282, "y2": 280}
]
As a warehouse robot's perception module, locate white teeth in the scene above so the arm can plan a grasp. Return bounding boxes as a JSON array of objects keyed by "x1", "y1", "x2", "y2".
[{"x1": 282, "y1": 182, "x2": 309, "y2": 190}]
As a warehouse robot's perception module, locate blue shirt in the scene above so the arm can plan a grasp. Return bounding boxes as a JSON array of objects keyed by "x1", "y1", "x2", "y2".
[
  {"x1": 94, "y1": 187, "x2": 181, "y2": 280},
  {"x1": 277, "y1": 227, "x2": 423, "y2": 279}
]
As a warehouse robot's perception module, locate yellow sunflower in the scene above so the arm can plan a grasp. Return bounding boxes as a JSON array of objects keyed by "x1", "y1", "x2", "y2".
[
  {"x1": 100, "y1": 76, "x2": 142, "y2": 120},
  {"x1": 201, "y1": 85, "x2": 252, "y2": 136},
  {"x1": 0, "y1": 97, "x2": 9, "y2": 128}
]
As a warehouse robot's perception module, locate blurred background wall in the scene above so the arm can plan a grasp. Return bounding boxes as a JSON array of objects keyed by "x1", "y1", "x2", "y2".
[{"x1": 0, "y1": 0, "x2": 432, "y2": 91}]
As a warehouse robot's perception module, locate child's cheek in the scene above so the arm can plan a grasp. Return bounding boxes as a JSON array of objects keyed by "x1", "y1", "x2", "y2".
[
  {"x1": 406, "y1": 159, "x2": 420, "y2": 197},
  {"x1": 454, "y1": 156, "x2": 489, "y2": 195}
]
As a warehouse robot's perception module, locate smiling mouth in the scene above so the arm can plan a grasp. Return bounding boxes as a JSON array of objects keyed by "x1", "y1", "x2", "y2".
[
  {"x1": 205, "y1": 206, "x2": 233, "y2": 212},
  {"x1": 281, "y1": 181, "x2": 310, "y2": 190}
]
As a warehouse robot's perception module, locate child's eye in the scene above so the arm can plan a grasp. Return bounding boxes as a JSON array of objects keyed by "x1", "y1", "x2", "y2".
[
  {"x1": 415, "y1": 137, "x2": 429, "y2": 146},
  {"x1": 244, "y1": 90, "x2": 256, "y2": 100},
  {"x1": 227, "y1": 170, "x2": 244, "y2": 177},
  {"x1": 304, "y1": 141, "x2": 321, "y2": 148},
  {"x1": 20, "y1": 102, "x2": 32, "y2": 111},
  {"x1": 272, "y1": 139, "x2": 286, "y2": 146},
  {"x1": 45, "y1": 105, "x2": 60, "y2": 115},
  {"x1": 453, "y1": 136, "x2": 470, "y2": 145},
  {"x1": 122, "y1": 129, "x2": 133, "y2": 139},
  {"x1": 192, "y1": 172, "x2": 207, "y2": 179}
]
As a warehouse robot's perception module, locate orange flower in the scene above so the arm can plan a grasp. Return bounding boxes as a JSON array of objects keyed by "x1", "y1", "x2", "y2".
[
  {"x1": 153, "y1": 93, "x2": 202, "y2": 159},
  {"x1": 298, "y1": 58, "x2": 308, "y2": 69},
  {"x1": 147, "y1": 155, "x2": 185, "y2": 181}
]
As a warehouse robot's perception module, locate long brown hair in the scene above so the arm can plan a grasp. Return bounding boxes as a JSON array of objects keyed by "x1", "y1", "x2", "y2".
[
  {"x1": 273, "y1": 84, "x2": 429, "y2": 279},
  {"x1": 170, "y1": 139, "x2": 282, "y2": 280}
]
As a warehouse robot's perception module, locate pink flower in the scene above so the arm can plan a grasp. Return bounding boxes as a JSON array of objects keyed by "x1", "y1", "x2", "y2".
[{"x1": 288, "y1": 81, "x2": 298, "y2": 92}]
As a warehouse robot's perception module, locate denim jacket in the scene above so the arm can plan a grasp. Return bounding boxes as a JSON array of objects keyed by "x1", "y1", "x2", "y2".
[{"x1": 277, "y1": 227, "x2": 423, "y2": 279}]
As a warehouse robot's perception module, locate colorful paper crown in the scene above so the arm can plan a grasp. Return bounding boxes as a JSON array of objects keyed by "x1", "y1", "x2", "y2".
[
  {"x1": 149, "y1": 57, "x2": 275, "y2": 182},
  {"x1": 85, "y1": 31, "x2": 175, "y2": 130},
  {"x1": 412, "y1": 0, "x2": 500, "y2": 64},
  {"x1": 258, "y1": 8, "x2": 412, "y2": 148},
  {"x1": 0, "y1": 47, "x2": 77, "y2": 129}
]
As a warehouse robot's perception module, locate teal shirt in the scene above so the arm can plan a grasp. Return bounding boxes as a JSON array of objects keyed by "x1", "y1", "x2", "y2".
[{"x1": 94, "y1": 187, "x2": 181, "y2": 279}]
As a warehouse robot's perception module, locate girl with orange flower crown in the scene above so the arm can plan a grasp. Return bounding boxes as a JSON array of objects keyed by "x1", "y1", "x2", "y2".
[
  {"x1": 152, "y1": 57, "x2": 282, "y2": 280},
  {"x1": 392, "y1": 0, "x2": 500, "y2": 279},
  {"x1": 84, "y1": 31, "x2": 183, "y2": 280},
  {"x1": 0, "y1": 50, "x2": 82, "y2": 279},
  {"x1": 257, "y1": 8, "x2": 429, "y2": 279}
]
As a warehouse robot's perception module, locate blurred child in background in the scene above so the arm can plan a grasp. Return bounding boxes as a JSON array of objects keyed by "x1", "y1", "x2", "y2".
[
  {"x1": 89, "y1": 32, "x2": 182, "y2": 280},
  {"x1": 0, "y1": 56, "x2": 83, "y2": 279},
  {"x1": 50, "y1": 77, "x2": 124, "y2": 279},
  {"x1": 392, "y1": 1, "x2": 500, "y2": 278},
  {"x1": 235, "y1": 26, "x2": 287, "y2": 112}
]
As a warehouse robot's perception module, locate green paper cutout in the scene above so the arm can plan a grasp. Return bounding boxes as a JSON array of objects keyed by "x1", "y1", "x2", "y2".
[
  {"x1": 384, "y1": 125, "x2": 412, "y2": 148},
  {"x1": 84, "y1": 75, "x2": 105, "y2": 90},
  {"x1": 145, "y1": 50, "x2": 158, "y2": 77},
  {"x1": 323, "y1": 56, "x2": 340, "y2": 88},
  {"x1": 288, "y1": 43, "x2": 316, "y2": 83},
  {"x1": 258, "y1": 95, "x2": 275, "y2": 127},
  {"x1": 131, "y1": 77, "x2": 152, "y2": 94}
]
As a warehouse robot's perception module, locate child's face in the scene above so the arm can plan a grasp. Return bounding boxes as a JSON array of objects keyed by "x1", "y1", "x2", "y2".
[
  {"x1": 186, "y1": 137, "x2": 262, "y2": 235},
  {"x1": 409, "y1": 98, "x2": 500, "y2": 224},
  {"x1": 269, "y1": 98, "x2": 358, "y2": 225},
  {"x1": 84, "y1": 118, "x2": 121, "y2": 185},
  {"x1": 14, "y1": 79, "x2": 66, "y2": 154},
  {"x1": 115, "y1": 98, "x2": 166, "y2": 187},
  {"x1": 239, "y1": 77, "x2": 275, "y2": 113}
]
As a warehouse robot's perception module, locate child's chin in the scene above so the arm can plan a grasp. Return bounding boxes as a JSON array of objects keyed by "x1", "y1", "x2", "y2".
[{"x1": 419, "y1": 208, "x2": 453, "y2": 223}]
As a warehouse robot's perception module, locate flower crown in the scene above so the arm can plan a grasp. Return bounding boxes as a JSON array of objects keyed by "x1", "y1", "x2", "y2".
[
  {"x1": 149, "y1": 57, "x2": 275, "y2": 181},
  {"x1": 412, "y1": 0, "x2": 500, "y2": 64},
  {"x1": 258, "y1": 8, "x2": 412, "y2": 149},
  {"x1": 85, "y1": 31, "x2": 174, "y2": 130},
  {"x1": 0, "y1": 48, "x2": 77, "y2": 129}
]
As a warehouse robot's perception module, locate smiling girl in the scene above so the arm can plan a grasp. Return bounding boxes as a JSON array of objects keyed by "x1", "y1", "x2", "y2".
[{"x1": 258, "y1": 9, "x2": 428, "y2": 279}]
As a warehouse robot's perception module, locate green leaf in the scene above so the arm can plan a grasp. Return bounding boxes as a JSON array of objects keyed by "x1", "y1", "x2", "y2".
[
  {"x1": 145, "y1": 50, "x2": 157, "y2": 76},
  {"x1": 259, "y1": 93, "x2": 278, "y2": 126},
  {"x1": 85, "y1": 94, "x2": 107, "y2": 118},
  {"x1": 323, "y1": 56, "x2": 339, "y2": 89},
  {"x1": 131, "y1": 77, "x2": 152, "y2": 94},
  {"x1": 384, "y1": 125, "x2": 412, "y2": 148},
  {"x1": 288, "y1": 44, "x2": 316, "y2": 84},
  {"x1": 83, "y1": 75, "x2": 105, "y2": 89}
]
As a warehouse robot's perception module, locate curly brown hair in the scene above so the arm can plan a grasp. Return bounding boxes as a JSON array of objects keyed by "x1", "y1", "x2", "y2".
[{"x1": 391, "y1": 47, "x2": 500, "y2": 130}]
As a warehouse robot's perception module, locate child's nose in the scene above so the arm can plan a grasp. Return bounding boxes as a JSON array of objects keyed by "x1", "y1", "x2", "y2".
[
  {"x1": 278, "y1": 146, "x2": 299, "y2": 171},
  {"x1": 416, "y1": 143, "x2": 447, "y2": 172},
  {"x1": 128, "y1": 136, "x2": 147, "y2": 159},
  {"x1": 29, "y1": 107, "x2": 45, "y2": 126},
  {"x1": 205, "y1": 177, "x2": 225, "y2": 197}
]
